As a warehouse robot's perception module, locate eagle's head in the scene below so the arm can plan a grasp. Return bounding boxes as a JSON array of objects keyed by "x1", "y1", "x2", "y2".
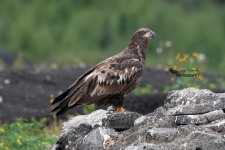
[
  {"x1": 128, "y1": 28, "x2": 156, "y2": 58},
  {"x1": 131, "y1": 28, "x2": 156, "y2": 42}
]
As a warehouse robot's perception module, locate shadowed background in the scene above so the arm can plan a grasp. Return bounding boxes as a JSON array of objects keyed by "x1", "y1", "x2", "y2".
[{"x1": 0, "y1": 0, "x2": 225, "y2": 73}]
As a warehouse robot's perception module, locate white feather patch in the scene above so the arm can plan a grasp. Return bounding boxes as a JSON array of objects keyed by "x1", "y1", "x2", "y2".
[
  {"x1": 98, "y1": 75, "x2": 104, "y2": 83},
  {"x1": 84, "y1": 73, "x2": 93, "y2": 81},
  {"x1": 117, "y1": 73, "x2": 128, "y2": 84}
]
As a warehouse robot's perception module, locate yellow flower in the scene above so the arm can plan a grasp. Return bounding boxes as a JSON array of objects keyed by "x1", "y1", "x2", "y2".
[
  {"x1": 184, "y1": 53, "x2": 189, "y2": 58},
  {"x1": 183, "y1": 54, "x2": 189, "y2": 62},
  {"x1": 192, "y1": 52, "x2": 199, "y2": 57},
  {"x1": 0, "y1": 127, "x2": 5, "y2": 133},
  {"x1": 176, "y1": 53, "x2": 190, "y2": 62},
  {"x1": 164, "y1": 67, "x2": 169, "y2": 72},
  {"x1": 178, "y1": 58, "x2": 183, "y2": 63},
  {"x1": 177, "y1": 67, "x2": 184, "y2": 72},
  {"x1": 17, "y1": 139, "x2": 22, "y2": 144},
  {"x1": 176, "y1": 53, "x2": 181, "y2": 60},
  {"x1": 173, "y1": 66, "x2": 177, "y2": 70}
]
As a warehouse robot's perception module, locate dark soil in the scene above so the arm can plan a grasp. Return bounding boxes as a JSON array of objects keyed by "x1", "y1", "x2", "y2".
[{"x1": 0, "y1": 67, "x2": 224, "y2": 124}]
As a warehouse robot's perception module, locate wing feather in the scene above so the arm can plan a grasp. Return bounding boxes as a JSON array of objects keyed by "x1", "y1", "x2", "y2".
[
  {"x1": 84, "y1": 57, "x2": 143, "y2": 99},
  {"x1": 53, "y1": 53, "x2": 144, "y2": 112}
]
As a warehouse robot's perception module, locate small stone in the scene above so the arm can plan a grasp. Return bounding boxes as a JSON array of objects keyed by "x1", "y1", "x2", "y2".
[
  {"x1": 81, "y1": 127, "x2": 117, "y2": 150},
  {"x1": 175, "y1": 109, "x2": 225, "y2": 125},
  {"x1": 46, "y1": 75, "x2": 51, "y2": 80},
  {"x1": 125, "y1": 143, "x2": 158, "y2": 150},
  {"x1": 167, "y1": 103, "x2": 211, "y2": 116},
  {"x1": 134, "y1": 116, "x2": 147, "y2": 126},
  {"x1": 103, "y1": 111, "x2": 142, "y2": 131},
  {"x1": 4, "y1": 79, "x2": 10, "y2": 84},
  {"x1": 146, "y1": 128, "x2": 178, "y2": 142},
  {"x1": 204, "y1": 109, "x2": 225, "y2": 122},
  {"x1": 203, "y1": 119, "x2": 225, "y2": 132},
  {"x1": 175, "y1": 114, "x2": 207, "y2": 125},
  {"x1": 0, "y1": 96, "x2": 3, "y2": 103}
]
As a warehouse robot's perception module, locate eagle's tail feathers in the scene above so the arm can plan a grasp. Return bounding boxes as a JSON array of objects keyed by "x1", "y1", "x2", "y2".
[
  {"x1": 51, "y1": 97, "x2": 69, "y2": 114},
  {"x1": 51, "y1": 89, "x2": 70, "y2": 105},
  {"x1": 51, "y1": 95, "x2": 80, "y2": 116},
  {"x1": 55, "y1": 103, "x2": 79, "y2": 116}
]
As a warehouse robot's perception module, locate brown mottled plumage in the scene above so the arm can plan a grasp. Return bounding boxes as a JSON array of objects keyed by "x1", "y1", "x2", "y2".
[{"x1": 51, "y1": 28, "x2": 156, "y2": 116}]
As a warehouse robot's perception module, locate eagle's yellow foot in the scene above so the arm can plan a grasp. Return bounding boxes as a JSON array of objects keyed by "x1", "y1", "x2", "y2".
[{"x1": 114, "y1": 107, "x2": 126, "y2": 113}]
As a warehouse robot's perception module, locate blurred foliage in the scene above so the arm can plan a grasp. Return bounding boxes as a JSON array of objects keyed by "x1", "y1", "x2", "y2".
[
  {"x1": 163, "y1": 77, "x2": 221, "y2": 93},
  {"x1": 0, "y1": 59, "x2": 5, "y2": 71},
  {"x1": 163, "y1": 51, "x2": 225, "y2": 92},
  {"x1": 133, "y1": 77, "x2": 225, "y2": 95},
  {"x1": 133, "y1": 84, "x2": 158, "y2": 95},
  {"x1": 133, "y1": 50, "x2": 225, "y2": 95},
  {"x1": 12, "y1": 53, "x2": 27, "y2": 70},
  {"x1": 0, "y1": 118, "x2": 59, "y2": 150},
  {"x1": 217, "y1": 78, "x2": 225, "y2": 89},
  {"x1": 0, "y1": 0, "x2": 225, "y2": 73},
  {"x1": 83, "y1": 104, "x2": 96, "y2": 114}
]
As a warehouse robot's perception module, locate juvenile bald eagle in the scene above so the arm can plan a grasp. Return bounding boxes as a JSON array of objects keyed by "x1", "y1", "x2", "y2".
[{"x1": 51, "y1": 28, "x2": 156, "y2": 116}]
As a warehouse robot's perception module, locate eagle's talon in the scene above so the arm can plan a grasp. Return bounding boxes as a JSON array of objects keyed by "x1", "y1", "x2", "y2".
[{"x1": 114, "y1": 107, "x2": 126, "y2": 113}]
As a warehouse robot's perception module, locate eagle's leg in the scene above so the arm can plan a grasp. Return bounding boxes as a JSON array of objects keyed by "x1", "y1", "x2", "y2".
[
  {"x1": 114, "y1": 106, "x2": 126, "y2": 112},
  {"x1": 112, "y1": 94, "x2": 126, "y2": 113}
]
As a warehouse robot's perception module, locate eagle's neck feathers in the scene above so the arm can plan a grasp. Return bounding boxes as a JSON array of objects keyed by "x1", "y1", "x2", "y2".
[{"x1": 126, "y1": 38, "x2": 150, "y2": 60}]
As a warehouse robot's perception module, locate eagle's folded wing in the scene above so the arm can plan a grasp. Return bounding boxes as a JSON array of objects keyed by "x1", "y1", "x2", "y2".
[{"x1": 67, "y1": 57, "x2": 143, "y2": 106}]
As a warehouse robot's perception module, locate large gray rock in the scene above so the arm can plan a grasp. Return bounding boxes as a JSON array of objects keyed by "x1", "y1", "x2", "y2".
[{"x1": 50, "y1": 88, "x2": 225, "y2": 150}]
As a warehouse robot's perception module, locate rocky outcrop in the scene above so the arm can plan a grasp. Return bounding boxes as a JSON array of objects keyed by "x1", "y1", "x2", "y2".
[{"x1": 50, "y1": 88, "x2": 225, "y2": 150}]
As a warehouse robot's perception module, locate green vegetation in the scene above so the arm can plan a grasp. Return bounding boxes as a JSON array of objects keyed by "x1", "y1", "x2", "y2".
[
  {"x1": 132, "y1": 51, "x2": 225, "y2": 95},
  {"x1": 0, "y1": 118, "x2": 59, "y2": 150},
  {"x1": 133, "y1": 84, "x2": 158, "y2": 95},
  {"x1": 0, "y1": 104, "x2": 96, "y2": 150},
  {"x1": 82, "y1": 104, "x2": 96, "y2": 115},
  {"x1": 163, "y1": 77, "x2": 221, "y2": 93},
  {"x1": 0, "y1": 0, "x2": 225, "y2": 73},
  {"x1": 132, "y1": 77, "x2": 225, "y2": 95}
]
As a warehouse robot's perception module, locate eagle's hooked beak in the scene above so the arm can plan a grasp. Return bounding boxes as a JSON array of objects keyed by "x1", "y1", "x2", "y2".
[
  {"x1": 143, "y1": 31, "x2": 156, "y2": 39},
  {"x1": 150, "y1": 31, "x2": 156, "y2": 39}
]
